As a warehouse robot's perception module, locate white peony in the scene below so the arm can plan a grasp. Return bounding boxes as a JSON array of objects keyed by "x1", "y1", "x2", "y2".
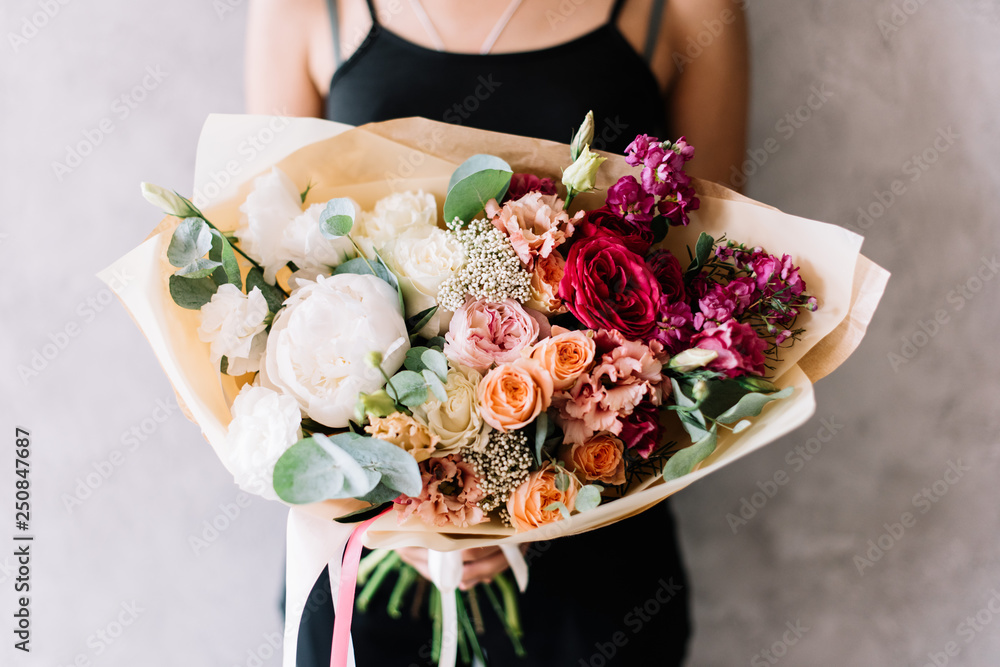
[
  {"x1": 381, "y1": 227, "x2": 465, "y2": 336},
  {"x1": 197, "y1": 284, "x2": 269, "y2": 375},
  {"x1": 354, "y1": 190, "x2": 438, "y2": 254},
  {"x1": 411, "y1": 364, "x2": 490, "y2": 455},
  {"x1": 259, "y1": 273, "x2": 409, "y2": 428},
  {"x1": 223, "y1": 384, "x2": 302, "y2": 500},
  {"x1": 237, "y1": 168, "x2": 356, "y2": 283}
]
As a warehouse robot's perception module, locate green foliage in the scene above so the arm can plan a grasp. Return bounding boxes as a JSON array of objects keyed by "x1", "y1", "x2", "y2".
[
  {"x1": 443, "y1": 154, "x2": 512, "y2": 225},
  {"x1": 575, "y1": 484, "x2": 604, "y2": 512},
  {"x1": 168, "y1": 274, "x2": 217, "y2": 310},
  {"x1": 386, "y1": 370, "x2": 430, "y2": 408},
  {"x1": 685, "y1": 232, "x2": 716, "y2": 276},
  {"x1": 167, "y1": 218, "x2": 213, "y2": 268},
  {"x1": 318, "y1": 198, "x2": 356, "y2": 238},
  {"x1": 273, "y1": 432, "x2": 421, "y2": 504},
  {"x1": 246, "y1": 267, "x2": 286, "y2": 314}
]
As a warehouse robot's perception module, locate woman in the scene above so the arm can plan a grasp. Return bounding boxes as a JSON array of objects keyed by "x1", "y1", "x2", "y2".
[{"x1": 246, "y1": 0, "x2": 748, "y2": 664}]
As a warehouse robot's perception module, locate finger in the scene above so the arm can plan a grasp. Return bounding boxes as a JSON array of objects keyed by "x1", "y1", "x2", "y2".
[{"x1": 459, "y1": 552, "x2": 510, "y2": 590}]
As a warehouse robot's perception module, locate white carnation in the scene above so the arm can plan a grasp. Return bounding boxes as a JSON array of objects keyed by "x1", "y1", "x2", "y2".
[
  {"x1": 354, "y1": 190, "x2": 438, "y2": 254},
  {"x1": 259, "y1": 273, "x2": 409, "y2": 428},
  {"x1": 223, "y1": 385, "x2": 302, "y2": 500},
  {"x1": 197, "y1": 284, "x2": 268, "y2": 375},
  {"x1": 381, "y1": 227, "x2": 465, "y2": 336},
  {"x1": 237, "y1": 168, "x2": 356, "y2": 283}
]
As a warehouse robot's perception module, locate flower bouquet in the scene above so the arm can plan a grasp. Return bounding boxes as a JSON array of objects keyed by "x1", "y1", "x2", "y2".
[{"x1": 101, "y1": 113, "x2": 888, "y2": 667}]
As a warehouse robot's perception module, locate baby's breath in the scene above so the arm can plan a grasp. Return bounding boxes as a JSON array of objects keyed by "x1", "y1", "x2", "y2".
[
  {"x1": 438, "y1": 218, "x2": 531, "y2": 310},
  {"x1": 463, "y1": 430, "x2": 533, "y2": 520}
]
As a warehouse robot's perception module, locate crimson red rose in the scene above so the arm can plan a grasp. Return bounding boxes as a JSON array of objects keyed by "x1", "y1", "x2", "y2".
[
  {"x1": 691, "y1": 320, "x2": 766, "y2": 378},
  {"x1": 645, "y1": 249, "x2": 686, "y2": 303},
  {"x1": 576, "y1": 205, "x2": 655, "y2": 256},
  {"x1": 559, "y1": 236, "x2": 661, "y2": 339}
]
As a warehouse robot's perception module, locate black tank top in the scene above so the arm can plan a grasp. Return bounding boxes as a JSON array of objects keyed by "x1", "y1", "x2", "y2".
[{"x1": 325, "y1": 0, "x2": 668, "y2": 155}]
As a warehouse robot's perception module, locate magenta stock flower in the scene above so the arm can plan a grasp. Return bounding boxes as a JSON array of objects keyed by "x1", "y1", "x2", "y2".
[
  {"x1": 606, "y1": 175, "x2": 656, "y2": 224},
  {"x1": 691, "y1": 320, "x2": 767, "y2": 378},
  {"x1": 651, "y1": 299, "x2": 695, "y2": 354},
  {"x1": 559, "y1": 236, "x2": 661, "y2": 340}
]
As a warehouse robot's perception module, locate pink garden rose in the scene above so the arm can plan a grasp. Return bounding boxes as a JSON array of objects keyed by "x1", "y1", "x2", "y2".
[
  {"x1": 691, "y1": 320, "x2": 767, "y2": 378},
  {"x1": 444, "y1": 298, "x2": 543, "y2": 372},
  {"x1": 395, "y1": 454, "x2": 486, "y2": 528},
  {"x1": 559, "y1": 236, "x2": 661, "y2": 340}
]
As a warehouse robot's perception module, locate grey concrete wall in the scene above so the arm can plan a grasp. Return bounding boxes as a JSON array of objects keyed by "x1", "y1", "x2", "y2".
[{"x1": 2, "y1": 1, "x2": 998, "y2": 665}]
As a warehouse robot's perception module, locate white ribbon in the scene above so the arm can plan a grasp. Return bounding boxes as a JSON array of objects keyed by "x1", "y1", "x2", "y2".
[
  {"x1": 282, "y1": 507, "x2": 355, "y2": 667},
  {"x1": 499, "y1": 544, "x2": 529, "y2": 593},
  {"x1": 426, "y1": 550, "x2": 464, "y2": 667}
]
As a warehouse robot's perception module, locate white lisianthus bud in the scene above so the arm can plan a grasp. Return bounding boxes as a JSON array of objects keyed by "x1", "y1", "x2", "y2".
[
  {"x1": 570, "y1": 111, "x2": 595, "y2": 161},
  {"x1": 140, "y1": 182, "x2": 200, "y2": 218},
  {"x1": 668, "y1": 348, "x2": 719, "y2": 373},
  {"x1": 562, "y1": 145, "x2": 607, "y2": 195},
  {"x1": 197, "y1": 285, "x2": 269, "y2": 375}
]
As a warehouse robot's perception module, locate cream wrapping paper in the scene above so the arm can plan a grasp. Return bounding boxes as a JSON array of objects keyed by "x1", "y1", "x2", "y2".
[{"x1": 99, "y1": 115, "x2": 889, "y2": 665}]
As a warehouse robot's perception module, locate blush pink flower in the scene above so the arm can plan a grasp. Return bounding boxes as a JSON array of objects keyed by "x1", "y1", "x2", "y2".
[
  {"x1": 444, "y1": 298, "x2": 542, "y2": 372},
  {"x1": 395, "y1": 454, "x2": 486, "y2": 528},
  {"x1": 555, "y1": 330, "x2": 667, "y2": 445},
  {"x1": 486, "y1": 192, "x2": 583, "y2": 268}
]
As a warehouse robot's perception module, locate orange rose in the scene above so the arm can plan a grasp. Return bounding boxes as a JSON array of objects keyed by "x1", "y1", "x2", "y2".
[
  {"x1": 507, "y1": 463, "x2": 580, "y2": 532},
  {"x1": 477, "y1": 358, "x2": 554, "y2": 432},
  {"x1": 527, "y1": 252, "x2": 568, "y2": 315},
  {"x1": 528, "y1": 326, "x2": 596, "y2": 391},
  {"x1": 562, "y1": 433, "x2": 625, "y2": 485}
]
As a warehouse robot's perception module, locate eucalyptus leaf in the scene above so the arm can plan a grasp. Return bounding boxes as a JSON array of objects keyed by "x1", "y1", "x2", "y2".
[
  {"x1": 685, "y1": 232, "x2": 716, "y2": 276},
  {"x1": 662, "y1": 425, "x2": 718, "y2": 481},
  {"x1": 357, "y1": 482, "x2": 403, "y2": 506},
  {"x1": 167, "y1": 217, "x2": 213, "y2": 268},
  {"x1": 273, "y1": 435, "x2": 377, "y2": 504},
  {"x1": 420, "y1": 348, "x2": 449, "y2": 382},
  {"x1": 575, "y1": 485, "x2": 603, "y2": 513},
  {"x1": 209, "y1": 229, "x2": 242, "y2": 289},
  {"x1": 404, "y1": 346, "x2": 431, "y2": 373},
  {"x1": 246, "y1": 267, "x2": 286, "y2": 313},
  {"x1": 175, "y1": 257, "x2": 222, "y2": 279},
  {"x1": 422, "y1": 370, "x2": 448, "y2": 402},
  {"x1": 386, "y1": 370, "x2": 429, "y2": 408},
  {"x1": 319, "y1": 198, "x2": 357, "y2": 238},
  {"x1": 555, "y1": 471, "x2": 570, "y2": 492},
  {"x1": 543, "y1": 501, "x2": 571, "y2": 520},
  {"x1": 715, "y1": 387, "x2": 794, "y2": 424},
  {"x1": 332, "y1": 432, "x2": 422, "y2": 496},
  {"x1": 168, "y1": 274, "x2": 218, "y2": 310},
  {"x1": 444, "y1": 154, "x2": 513, "y2": 225}
]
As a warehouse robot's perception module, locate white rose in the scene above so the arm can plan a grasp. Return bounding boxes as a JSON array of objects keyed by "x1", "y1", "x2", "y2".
[
  {"x1": 197, "y1": 284, "x2": 269, "y2": 375},
  {"x1": 354, "y1": 190, "x2": 438, "y2": 254},
  {"x1": 237, "y1": 168, "x2": 356, "y2": 283},
  {"x1": 223, "y1": 385, "x2": 302, "y2": 500},
  {"x1": 381, "y1": 227, "x2": 465, "y2": 336},
  {"x1": 259, "y1": 273, "x2": 409, "y2": 428},
  {"x1": 411, "y1": 364, "x2": 489, "y2": 455}
]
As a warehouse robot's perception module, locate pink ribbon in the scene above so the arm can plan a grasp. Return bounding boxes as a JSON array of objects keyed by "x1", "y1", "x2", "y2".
[{"x1": 330, "y1": 510, "x2": 390, "y2": 667}]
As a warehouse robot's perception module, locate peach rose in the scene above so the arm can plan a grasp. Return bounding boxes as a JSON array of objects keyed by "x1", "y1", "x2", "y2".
[
  {"x1": 527, "y1": 326, "x2": 596, "y2": 392},
  {"x1": 507, "y1": 463, "x2": 580, "y2": 532},
  {"x1": 365, "y1": 412, "x2": 439, "y2": 462},
  {"x1": 527, "y1": 252, "x2": 568, "y2": 315},
  {"x1": 562, "y1": 433, "x2": 625, "y2": 485},
  {"x1": 477, "y1": 358, "x2": 554, "y2": 432}
]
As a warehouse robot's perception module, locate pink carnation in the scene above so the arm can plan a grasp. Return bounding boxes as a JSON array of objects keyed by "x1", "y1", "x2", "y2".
[
  {"x1": 556, "y1": 330, "x2": 667, "y2": 445},
  {"x1": 395, "y1": 455, "x2": 486, "y2": 528},
  {"x1": 444, "y1": 298, "x2": 543, "y2": 372},
  {"x1": 692, "y1": 320, "x2": 767, "y2": 378},
  {"x1": 486, "y1": 192, "x2": 582, "y2": 268}
]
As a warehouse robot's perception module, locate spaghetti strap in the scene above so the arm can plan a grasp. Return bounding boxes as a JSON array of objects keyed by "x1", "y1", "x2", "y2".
[
  {"x1": 608, "y1": 0, "x2": 628, "y2": 23},
  {"x1": 326, "y1": 0, "x2": 342, "y2": 66},
  {"x1": 643, "y1": 0, "x2": 667, "y2": 62},
  {"x1": 365, "y1": 0, "x2": 379, "y2": 24}
]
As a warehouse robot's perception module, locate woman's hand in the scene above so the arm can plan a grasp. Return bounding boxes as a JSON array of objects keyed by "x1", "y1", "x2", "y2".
[{"x1": 396, "y1": 545, "x2": 525, "y2": 590}]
